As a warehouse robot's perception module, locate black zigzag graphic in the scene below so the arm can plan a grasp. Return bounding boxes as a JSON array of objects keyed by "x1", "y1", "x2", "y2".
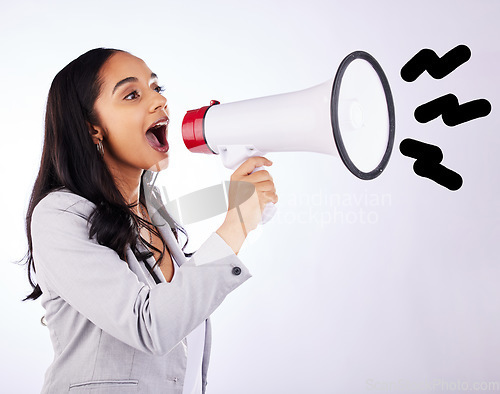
[
  {"x1": 401, "y1": 45, "x2": 471, "y2": 82},
  {"x1": 414, "y1": 94, "x2": 492, "y2": 126},
  {"x1": 400, "y1": 138, "x2": 463, "y2": 191}
]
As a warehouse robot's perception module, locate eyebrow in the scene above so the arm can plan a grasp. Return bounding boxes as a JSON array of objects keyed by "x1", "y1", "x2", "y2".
[{"x1": 112, "y1": 73, "x2": 158, "y2": 95}]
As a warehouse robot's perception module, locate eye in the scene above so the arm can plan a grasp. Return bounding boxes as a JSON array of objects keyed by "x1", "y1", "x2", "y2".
[
  {"x1": 124, "y1": 90, "x2": 140, "y2": 100},
  {"x1": 154, "y1": 85, "x2": 165, "y2": 94}
]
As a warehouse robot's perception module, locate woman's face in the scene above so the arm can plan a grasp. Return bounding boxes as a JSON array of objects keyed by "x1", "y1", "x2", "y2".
[{"x1": 92, "y1": 51, "x2": 170, "y2": 175}]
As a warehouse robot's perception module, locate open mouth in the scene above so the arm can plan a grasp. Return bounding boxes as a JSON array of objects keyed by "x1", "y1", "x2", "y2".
[{"x1": 146, "y1": 119, "x2": 169, "y2": 152}]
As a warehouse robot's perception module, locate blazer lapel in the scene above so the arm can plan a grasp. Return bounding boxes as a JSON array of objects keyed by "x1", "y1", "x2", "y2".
[
  {"x1": 145, "y1": 196, "x2": 188, "y2": 267},
  {"x1": 157, "y1": 222, "x2": 188, "y2": 267}
]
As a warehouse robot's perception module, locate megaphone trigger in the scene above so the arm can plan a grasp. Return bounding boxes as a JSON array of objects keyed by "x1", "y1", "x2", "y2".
[{"x1": 260, "y1": 199, "x2": 277, "y2": 225}]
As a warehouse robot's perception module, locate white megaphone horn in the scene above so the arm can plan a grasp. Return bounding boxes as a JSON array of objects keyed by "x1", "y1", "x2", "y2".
[{"x1": 182, "y1": 51, "x2": 396, "y2": 224}]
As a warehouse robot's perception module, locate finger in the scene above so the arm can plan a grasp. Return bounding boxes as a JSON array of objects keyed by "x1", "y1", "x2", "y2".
[
  {"x1": 259, "y1": 193, "x2": 278, "y2": 209},
  {"x1": 263, "y1": 191, "x2": 278, "y2": 204},
  {"x1": 255, "y1": 180, "x2": 275, "y2": 192},
  {"x1": 246, "y1": 169, "x2": 272, "y2": 182},
  {"x1": 233, "y1": 156, "x2": 273, "y2": 176}
]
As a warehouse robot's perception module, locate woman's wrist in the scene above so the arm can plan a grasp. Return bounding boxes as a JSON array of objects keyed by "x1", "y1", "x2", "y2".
[{"x1": 216, "y1": 209, "x2": 248, "y2": 255}]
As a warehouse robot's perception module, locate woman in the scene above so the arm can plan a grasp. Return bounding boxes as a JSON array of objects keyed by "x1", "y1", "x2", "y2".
[{"x1": 24, "y1": 48, "x2": 277, "y2": 393}]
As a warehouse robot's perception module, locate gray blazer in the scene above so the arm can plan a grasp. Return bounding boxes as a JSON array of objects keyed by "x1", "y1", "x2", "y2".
[{"x1": 31, "y1": 189, "x2": 251, "y2": 393}]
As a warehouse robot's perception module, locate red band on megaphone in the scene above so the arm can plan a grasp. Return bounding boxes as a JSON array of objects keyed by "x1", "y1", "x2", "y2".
[
  {"x1": 182, "y1": 106, "x2": 211, "y2": 153},
  {"x1": 182, "y1": 103, "x2": 218, "y2": 154}
]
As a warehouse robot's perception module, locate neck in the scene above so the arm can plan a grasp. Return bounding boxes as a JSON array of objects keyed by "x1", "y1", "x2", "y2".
[{"x1": 105, "y1": 161, "x2": 143, "y2": 208}]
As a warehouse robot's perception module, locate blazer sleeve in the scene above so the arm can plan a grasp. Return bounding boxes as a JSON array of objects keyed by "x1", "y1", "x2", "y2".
[{"x1": 31, "y1": 191, "x2": 251, "y2": 356}]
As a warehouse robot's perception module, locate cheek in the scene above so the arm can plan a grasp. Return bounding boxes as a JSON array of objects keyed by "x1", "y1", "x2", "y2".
[
  {"x1": 107, "y1": 125, "x2": 147, "y2": 159},
  {"x1": 95, "y1": 102, "x2": 170, "y2": 170},
  {"x1": 96, "y1": 100, "x2": 142, "y2": 138},
  {"x1": 103, "y1": 110, "x2": 144, "y2": 147},
  {"x1": 104, "y1": 115, "x2": 169, "y2": 169}
]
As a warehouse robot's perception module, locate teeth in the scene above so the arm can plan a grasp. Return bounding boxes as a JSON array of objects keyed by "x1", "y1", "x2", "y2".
[{"x1": 150, "y1": 120, "x2": 168, "y2": 129}]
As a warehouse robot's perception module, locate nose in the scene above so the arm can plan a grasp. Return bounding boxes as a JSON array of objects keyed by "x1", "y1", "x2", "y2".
[{"x1": 150, "y1": 91, "x2": 167, "y2": 113}]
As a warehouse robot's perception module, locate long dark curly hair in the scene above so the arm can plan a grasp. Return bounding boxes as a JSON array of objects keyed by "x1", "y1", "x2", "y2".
[{"x1": 23, "y1": 48, "x2": 192, "y2": 301}]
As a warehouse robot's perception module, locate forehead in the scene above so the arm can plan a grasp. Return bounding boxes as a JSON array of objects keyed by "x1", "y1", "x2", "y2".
[{"x1": 99, "y1": 52, "x2": 153, "y2": 89}]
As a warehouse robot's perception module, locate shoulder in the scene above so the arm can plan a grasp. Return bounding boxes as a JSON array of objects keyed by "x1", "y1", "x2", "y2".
[
  {"x1": 30, "y1": 189, "x2": 100, "y2": 257},
  {"x1": 32, "y1": 188, "x2": 96, "y2": 225}
]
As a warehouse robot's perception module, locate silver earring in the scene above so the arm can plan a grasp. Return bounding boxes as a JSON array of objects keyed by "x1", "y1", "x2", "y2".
[{"x1": 97, "y1": 140, "x2": 104, "y2": 157}]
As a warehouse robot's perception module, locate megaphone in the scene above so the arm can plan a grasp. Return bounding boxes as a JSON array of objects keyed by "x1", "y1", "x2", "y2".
[{"x1": 182, "y1": 50, "x2": 395, "y2": 223}]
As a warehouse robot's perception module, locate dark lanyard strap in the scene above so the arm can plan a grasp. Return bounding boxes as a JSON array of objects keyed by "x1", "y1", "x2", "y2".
[
  {"x1": 133, "y1": 245, "x2": 162, "y2": 285},
  {"x1": 143, "y1": 260, "x2": 162, "y2": 285}
]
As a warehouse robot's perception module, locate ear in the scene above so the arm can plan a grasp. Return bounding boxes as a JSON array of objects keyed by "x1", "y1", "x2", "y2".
[{"x1": 87, "y1": 122, "x2": 104, "y2": 144}]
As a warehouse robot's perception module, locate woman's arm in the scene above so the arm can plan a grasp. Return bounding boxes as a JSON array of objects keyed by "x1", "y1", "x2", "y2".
[
  {"x1": 31, "y1": 191, "x2": 251, "y2": 356},
  {"x1": 216, "y1": 208, "x2": 247, "y2": 255}
]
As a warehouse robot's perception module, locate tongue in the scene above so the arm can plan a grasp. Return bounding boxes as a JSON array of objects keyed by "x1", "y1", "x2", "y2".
[{"x1": 146, "y1": 130, "x2": 161, "y2": 147}]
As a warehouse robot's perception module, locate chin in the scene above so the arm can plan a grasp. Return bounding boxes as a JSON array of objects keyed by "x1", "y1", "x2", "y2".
[{"x1": 146, "y1": 155, "x2": 169, "y2": 172}]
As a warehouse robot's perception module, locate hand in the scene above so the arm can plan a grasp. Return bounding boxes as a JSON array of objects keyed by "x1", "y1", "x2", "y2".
[{"x1": 216, "y1": 156, "x2": 277, "y2": 254}]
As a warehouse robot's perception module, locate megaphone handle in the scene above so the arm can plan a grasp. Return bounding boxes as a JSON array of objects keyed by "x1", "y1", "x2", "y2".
[{"x1": 251, "y1": 166, "x2": 277, "y2": 224}]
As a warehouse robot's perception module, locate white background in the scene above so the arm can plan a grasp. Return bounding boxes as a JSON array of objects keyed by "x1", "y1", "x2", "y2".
[{"x1": 1, "y1": 0, "x2": 499, "y2": 393}]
